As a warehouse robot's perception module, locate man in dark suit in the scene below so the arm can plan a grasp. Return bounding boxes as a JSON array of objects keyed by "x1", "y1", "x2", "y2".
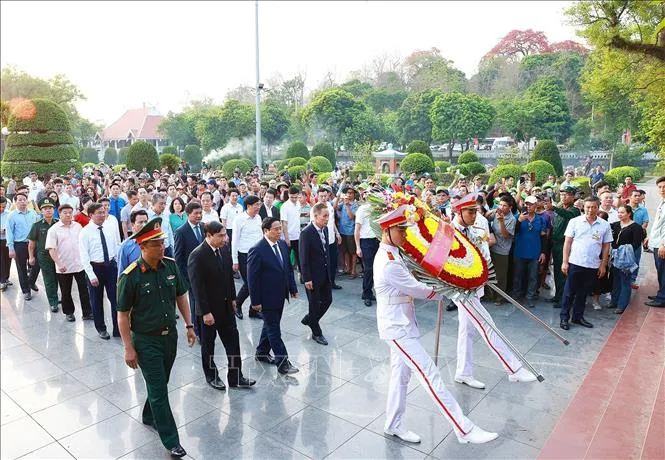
[
  {"x1": 174, "y1": 201, "x2": 204, "y2": 338},
  {"x1": 188, "y1": 221, "x2": 256, "y2": 390},
  {"x1": 247, "y1": 216, "x2": 300, "y2": 375},
  {"x1": 258, "y1": 188, "x2": 279, "y2": 220},
  {"x1": 299, "y1": 203, "x2": 333, "y2": 345}
]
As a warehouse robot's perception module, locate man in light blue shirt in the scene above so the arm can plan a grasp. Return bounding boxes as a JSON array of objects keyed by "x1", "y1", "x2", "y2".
[
  {"x1": 6, "y1": 193, "x2": 39, "y2": 298},
  {"x1": 148, "y1": 193, "x2": 174, "y2": 257},
  {"x1": 117, "y1": 210, "x2": 148, "y2": 277},
  {"x1": 629, "y1": 190, "x2": 649, "y2": 287},
  {"x1": 0, "y1": 197, "x2": 12, "y2": 290}
]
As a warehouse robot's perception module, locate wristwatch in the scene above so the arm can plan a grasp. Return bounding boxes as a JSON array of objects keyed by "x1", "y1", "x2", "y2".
[{"x1": 185, "y1": 325, "x2": 194, "y2": 329}]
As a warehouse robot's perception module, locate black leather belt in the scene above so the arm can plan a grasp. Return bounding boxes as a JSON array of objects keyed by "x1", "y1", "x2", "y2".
[
  {"x1": 91, "y1": 259, "x2": 116, "y2": 266},
  {"x1": 137, "y1": 326, "x2": 171, "y2": 336}
]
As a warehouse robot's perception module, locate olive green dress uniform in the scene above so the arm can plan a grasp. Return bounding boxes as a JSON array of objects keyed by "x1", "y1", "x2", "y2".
[
  {"x1": 551, "y1": 188, "x2": 581, "y2": 307},
  {"x1": 117, "y1": 255, "x2": 186, "y2": 450},
  {"x1": 28, "y1": 199, "x2": 59, "y2": 308}
]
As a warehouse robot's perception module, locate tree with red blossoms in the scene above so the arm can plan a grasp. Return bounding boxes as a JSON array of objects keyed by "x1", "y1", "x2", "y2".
[
  {"x1": 549, "y1": 40, "x2": 589, "y2": 54},
  {"x1": 483, "y1": 29, "x2": 551, "y2": 62}
]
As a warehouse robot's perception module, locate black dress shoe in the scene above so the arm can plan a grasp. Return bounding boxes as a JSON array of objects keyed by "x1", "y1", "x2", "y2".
[
  {"x1": 560, "y1": 320, "x2": 569, "y2": 330},
  {"x1": 112, "y1": 330, "x2": 121, "y2": 338},
  {"x1": 82, "y1": 313, "x2": 94, "y2": 320},
  {"x1": 24, "y1": 292, "x2": 32, "y2": 301},
  {"x1": 645, "y1": 300, "x2": 665, "y2": 307},
  {"x1": 332, "y1": 284, "x2": 342, "y2": 290},
  {"x1": 50, "y1": 304, "x2": 59, "y2": 312},
  {"x1": 313, "y1": 335, "x2": 328, "y2": 345},
  {"x1": 648, "y1": 295, "x2": 657, "y2": 300},
  {"x1": 30, "y1": 284, "x2": 39, "y2": 292},
  {"x1": 572, "y1": 318, "x2": 594, "y2": 328},
  {"x1": 278, "y1": 360, "x2": 299, "y2": 375},
  {"x1": 255, "y1": 354, "x2": 276, "y2": 365},
  {"x1": 248, "y1": 311, "x2": 263, "y2": 319},
  {"x1": 66, "y1": 314, "x2": 75, "y2": 322},
  {"x1": 301, "y1": 314, "x2": 310, "y2": 325},
  {"x1": 235, "y1": 309, "x2": 243, "y2": 320},
  {"x1": 168, "y1": 444, "x2": 187, "y2": 457},
  {"x1": 364, "y1": 299, "x2": 372, "y2": 307},
  {"x1": 446, "y1": 302, "x2": 457, "y2": 312},
  {"x1": 99, "y1": 331, "x2": 111, "y2": 340},
  {"x1": 230, "y1": 376, "x2": 256, "y2": 388},
  {"x1": 207, "y1": 377, "x2": 226, "y2": 391}
]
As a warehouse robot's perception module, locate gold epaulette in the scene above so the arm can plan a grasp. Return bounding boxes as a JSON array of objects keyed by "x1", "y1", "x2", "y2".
[{"x1": 122, "y1": 261, "x2": 138, "y2": 275}]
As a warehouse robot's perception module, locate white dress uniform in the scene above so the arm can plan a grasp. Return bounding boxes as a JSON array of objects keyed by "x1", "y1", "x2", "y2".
[
  {"x1": 451, "y1": 219, "x2": 523, "y2": 379},
  {"x1": 374, "y1": 242, "x2": 475, "y2": 437}
]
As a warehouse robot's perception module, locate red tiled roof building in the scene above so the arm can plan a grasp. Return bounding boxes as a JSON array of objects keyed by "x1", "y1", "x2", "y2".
[{"x1": 95, "y1": 107, "x2": 169, "y2": 152}]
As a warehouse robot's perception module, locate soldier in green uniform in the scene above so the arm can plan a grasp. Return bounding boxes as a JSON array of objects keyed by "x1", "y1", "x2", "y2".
[
  {"x1": 117, "y1": 217, "x2": 196, "y2": 458},
  {"x1": 549, "y1": 185, "x2": 581, "y2": 309},
  {"x1": 28, "y1": 197, "x2": 59, "y2": 311}
]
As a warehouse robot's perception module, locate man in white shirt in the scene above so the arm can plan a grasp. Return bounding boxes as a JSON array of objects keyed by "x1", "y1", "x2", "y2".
[
  {"x1": 599, "y1": 191, "x2": 619, "y2": 223},
  {"x1": 311, "y1": 187, "x2": 342, "y2": 289},
  {"x1": 355, "y1": 192, "x2": 379, "y2": 306},
  {"x1": 59, "y1": 182, "x2": 80, "y2": 210},
  {"x1": 560, "y1": 196, "x2": 612, "y2": 330},
  {"x1": 280, "y1": 186, "x2": 302, "y2": 275},
  {"x1": 231, "y1": 195, "x2": 263, "y2": 320},
  {"x1": 148, "y1": 193, "x2": 174, "y2": 257},
  {"x1": 26, "y1": 172, "x2": 44, "y2": 207},
  {"x1": 645, "y1": 176, "x2": 665, "y2": 308},
  {"x1": 199, "y1": 192, "x2": 219, "y2": 224},
  {"x1": 219, "y1": 189, "x2": 243, "y2": 243},
  {"x1": 131, "y1": 187, "x2": 152, "y2": 213},
  {"x1": 78, "y1": 202, "x2": 122, "y2": 340}
]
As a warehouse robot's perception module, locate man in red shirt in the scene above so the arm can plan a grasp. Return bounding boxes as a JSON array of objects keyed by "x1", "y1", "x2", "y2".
[{"x1": 621, "y1": 176, "x2": 637, "y2": 203}]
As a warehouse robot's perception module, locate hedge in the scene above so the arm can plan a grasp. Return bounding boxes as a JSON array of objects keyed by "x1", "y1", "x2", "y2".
[
  {"x1": 287, "y1": 165, "x2": 306, "y2": 179},
  {"x1": 307, "y1": 156, "x2": 333, "y2": 173},
  {"x1": 222, "y1": 159, "x2": 252, "y2": 177},
  {"x1": 288, "y1": 157, "x2": 307, "y2": 167},
  {"x1": 161, "y1": 146, "x2": 177, "y2": 155},
  {"x1": 4, "y1": 145, "x2": 79, "y2": 162},
  {"x1": 434, "y1": 161, "x2": 451, "y2": 174},
  {"x1": 464, "y1": 161, "x2": 486, "y2": 175},
  {"x1": 400, "y1": 153, "x2": 434, "y2": 175},
  {"x1": 79, "y1": 147, "x2": 99, "y2": 164},
  {"x1": 406, "y1": 140, "x2": 432, "y2": 158},
  {"x1": 457, "y1": 151, "x2": 479, "y2": 165},
  {"x1": 317, "y1": 172, "x2": 332, "y2": 184},
  {"x1": 126, "y1": 141, "x2": 160, "y2": 172},
  {"x1": 118, "y1": 147, "x2": 129, "y2": 164},
  {"x1": 6, "y1": 98, "x2": 70, "y2": 132},
  {"x1": 488, "y1": 164, "x2": 523, "y2": 186},
  {"x1": 112, "y1": 164, "x2": 126, "y2": 173},
  {"x1": 6, "y1": 132, "x2": 74, "y2": 148},
  {"x1": 570, "y1": 176, "x2": 591, "y2": 197},
  {"x1": 160, "y1": 153, "x2": 180, "y2": 173},
  {"x1": 531, "y1": 140, "x2": 563, "y2": 176},
  {"x1": 606, "y1": 166, "x2": 643, "y2": 186},
  {"x1": 452, "y1": 163, "x2": 471, "y2": 177},
  {"x1": 1, "y1": 159, "x2": 82, "y2": 178},
  {"x1": 286, "y1": 141, "x2": 309, "y2": 159},
  {"x1": 104, "y1": 148, "x2": 118, "y2": 165},
  {"x1": 311, "y1": 142, "x2": 336, "y2": 166},
  {"x1": 273, "y1": 159, "x2": 289, "y2": 172},
  {"x1": 524, "y1": 160, "x2": 556, "y2": 185},
  {"x1": 241, "y1": 158, "x2": 255, "y2": 170}
]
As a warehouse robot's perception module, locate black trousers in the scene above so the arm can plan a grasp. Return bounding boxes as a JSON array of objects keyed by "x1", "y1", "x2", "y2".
[
  {"x1": 235, "y1": 252, "x2": 249, "y2": 310},
  {"x1": 329, "y1": 243, "x2": 338, "y2": 285},
  {"x1": 360, "y1": 238, "x2": 379, "y2": 300},
  {"x1": 57, "y1": 271, "x2": 92, "y2": 316},
  {"x1": 291, "y1": 239, "x2": 300, "y2": 271},
  {"x1": 305, "y1": 279, "x2": 332, "y2": 337},
  {"x1": 0, "y1": 239, "x2": 12, "y2": 283},
  {"x1": 200, "y1": 316, "x2": 243, "y2": 385},
  {"x1": 13, "y1": 242, "x2": 38, "y2": 293}
]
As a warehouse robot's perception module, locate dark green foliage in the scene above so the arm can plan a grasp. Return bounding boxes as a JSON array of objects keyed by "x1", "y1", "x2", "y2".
[
  {"x1": 570, "y1": 176, "x2": 592, "y2": 196},
  {"x1": 126, "y1": 141, "x2": 160, "y2": 172},
  {"x1": 79, "y1": 147, "x2": 99, "y2": 164},
  {"x1": 454, "y1": 163, "x2": 471, "y2": 177},
  {"x1": 464, "y1": 162, "x2": 486, "y2": 175},
  {"x1": 311, "y1": 142, "x2": 336, "y2": 166},
  {"x1": 4, "y1": 145, "x2": 79, "y2": 162},
  {"x1": 531, "y1": 140, "x2": 563, "y2": 175},
  {"x1": 6, "y1": 132, "x2": 74, "y2": 148},
  {"x1": 104, "y1": 148, "x2": 118, "y2": 165},
  {"x1": 273, "y1": 159, "x2": 289, "y2": 172},
  {"x1": 118, "y1": 147, "x2": 128, "y2": 164},
  {"x1": 288, "y1": 157, "x2": 307, "y2": 167},
  {"x1": 606, "y1": 166, "x2": 643, "y2": 185},
  {"x1": 524, "y1": 160, "x2": 557, "y2": 184},
  {"x1": 612, "y1": 144, "x2": 646, "y2": 168},
  {"x1": 350, "y1": 164, "x2": 375, "y2": 177},
  {"x1": 406, "y1": 140, "x2": 432, "y2": 158},
  {"x1": 1, "y1": 160, "x2": 82, "y2": 178},
  {"x1": 183, "y1": 145, "x2": 202, "y2": 168},
  {"x1": 400, "y1": 153, "x2": 434, "y2": 175},
  {"x1": 160, "y1": 153, "x2": 180, "y2": 173},
  {"x1": 488, "y1": 164, "x2": 523, "y2": 186},
  {"x1": 221, "y1": 159, "x2": 252, "y2": 177},
  {"x1": 307, "y1": 156, "x2": 333, "y2": 173},
  {"x1": 241, "y1": 158, "x2": 255, "y2": 170},
  {"x1": 161, "y1": 146, "x2": 178, "y2": 155},
  {"x1": 457, "y1": 151, "x2": 479, "y2": 164},
  {"x1": 286, "y1": 141, "x2": 310, "y2": 159},
  {"x1": 6, "y1": 98, "x2": 70, "y2": 132},
  {"x1": 287, "y1": 165, "x2": 306, "y2": 179},
  {"x1": 434, "y1": 160, "x2": 451, "y2": 173}
]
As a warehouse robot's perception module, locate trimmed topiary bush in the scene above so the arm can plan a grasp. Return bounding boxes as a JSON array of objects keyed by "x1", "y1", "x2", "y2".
[
  {"x1": 1, "y1": 98, "x2": 81, "y2": 177},
  {"x1": 118, "y1": 147, "x2": 128, "y2": 164},
  {"x1": 457, "y1": 151, "x2": 479, "y2": 165},
  {"x1": 311, "y1": 142, "x2": 336, "y2": 166},
  {"x1": 160, "y1": 153, "x2": 180, "y2": 173},
  {"x1": 488, "y1": 164, "x2": 523, "y2": 186},
  {"x1": 531, "y1": 140, "x2": 563, "y2": 176},
  {"x1": 350, "y1": 164, "x2": 375, "y2": 177},
  {"x1": 606, "y1": 166, "x2": 643, "y2": 186},
  {"x1": 221, "y1": 158, "x2": 252, "y2": 177},
  {"x1": 570, "y1": 176, "x2": 591, "y2": 197},
  {"x1": 104, "y1": 148, "x2": 118, "y2": 165},
  {"x1": 273, "y1": 159, "x2": 289, "y2": 172},
  {"x1": 464, "y1": 162, "x2": 486, "y2": 175},
  {"x1": 317, "y1": 172, "x2": 332, "y2": 184},
  {"x1": 286, "y1": 141, "x2": 309, "y2": 160},
  {"x1": 524, "y1": 160, "x2": 556, "y2": 185},
  {"x1": 241, "y1": 158, "x2": 255, "y2": 171},
  {"x1": 183, "y1": 145, "x2": 202, "y2": 169},
  {"x1": 406, "y1": 140, "x2": 432, "y2": 159},
  {"x1": 400, "y1": 153, "x2": 434, "y2": 176},
  {"x1": 434, "y1": 160, "x2": 452, "y2": 173},
  {"x1": 287, "y1": 165, "x2": 306, "y2": 179},
  {"x1": 112, "y1": 164, "x2": 126, "y2": 173},
  {"x1": 453, "y1": 163, "x2": 471, "y2": 177},
  {"x1": 288, "y1": 157, "x2": 307, "y2": 167},
  {"x1": 126, "y1": 141, "x2": 160, "y2": 172},
  {"x1": 307, "y1": 156, "x2": 333, "y2": 173},
  {"x1": 161, "y1": 146, "x2": 177, "y2": 155},
  {"x1": 79, "y1": 147, "x2": 99, "y2": 164}
]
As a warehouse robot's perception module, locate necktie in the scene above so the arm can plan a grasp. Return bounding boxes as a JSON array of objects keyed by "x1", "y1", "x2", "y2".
[
  {"x1": 214, "y1": 248, "x2": 223, "y2": 266},
  {"x1": 194, "y1": 225, "x2": 203, "y2": 243},
  {"x1": 463, "y1": 227, "x2": 469, "y2": 237},
  {"x1": 273, "y1": 243, "x2": 283, "y2": 264},
  {"x1": 98, "y1": 226, "x2": 110, "y2": 263},
  {"x1": 318, "y1": 229, "x2": 327, "y2": 252}
]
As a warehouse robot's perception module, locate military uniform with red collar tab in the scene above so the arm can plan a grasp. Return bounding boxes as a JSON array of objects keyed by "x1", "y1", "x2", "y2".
[{"x1": 373, "y1": 205, "x2": 497, "y2": 445}]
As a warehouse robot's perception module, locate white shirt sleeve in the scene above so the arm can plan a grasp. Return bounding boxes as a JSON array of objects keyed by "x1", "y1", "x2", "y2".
[
  {"x1": 78, "y1": 227, "x2": 96, "y2": 281},
  {"x1": 383, "y1": 260, "x2": 441, "y2": 301},
  {"x1": 231, "y1": 215, "x2": 241, "y2": 264}
]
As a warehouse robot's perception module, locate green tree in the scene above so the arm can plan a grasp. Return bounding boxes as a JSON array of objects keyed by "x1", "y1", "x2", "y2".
[
  {"x1": 399, "y1": 152, "x2": 435, "y2": 175},
  {"x1": 158, "y1": 111, "x2": 198, "y2": 148},
  {"x1": 104, "y1": 147, "x2": 118, "y2": 165},
  {"x1": 457, "y1": 151, "x2": 480, "y2": 164},
  {"x1": 531, "y1": 140, "x2": 563, "y2": 175},
  {"x1": 79, "y1": 147, "x2": 99, "y2": 164},
  {"x1": 127, "y1": 141, "x2": 160, "y2": 172},
  {"x1": 194, "y1": 100, "x2": 255, "y2": 152},
  {"x1": 160, "y1": 153, "x2": 180, "y2": 173},
  {"x1": 311, "y1": 141, "x2": 336, "y2": 166},
  {"x1": 302, "y1": 88, "x2": 367, "y2": 149},
  {"x1": 524, "y1": 160, "x2": 557, "y2": 184},
  {"x1": 363, "y1": 88, "x2": 408, "y2": 113},
  {"x1": 339, "y1": 79, "x2": 374, "y2": 98},
  {"x1": 286, "y1": 141, "x2": 309, "y2": 159},
  {"x1": 406, "y1": 140, "x2": 432, "y2": 158},
  {"x1": 261, "y1": 101, "x2": 290, "y2": 161},
  {"x1": 182, "y1": 144, "x2": 201, "y2": 169},
  {"x1": 161, "y1": 146, "x2": 177, "y2": 155},
  {"x1": 403, "y1": 48, "x2": 467, "y2": 93},
  {"x1": 118, "y1": 147, "x2": 128, "y2": 164},
  {"x1": 307, "y1": 156, "x2": 333, "y2": 173},
  {"x1": 1, "y1": 98, "x2": 81, "y2": 177},
  {"x1": 342, "y1": 109, "x2": 382, "y2": 148},
  {"x1": 396, "y1": 89, "x2": 443, "y2": 145}
]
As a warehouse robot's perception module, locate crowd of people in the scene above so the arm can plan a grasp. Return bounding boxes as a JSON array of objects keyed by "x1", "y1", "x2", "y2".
[{"x1": 0, "y1": 160, "x2": 661, "y2": 455}]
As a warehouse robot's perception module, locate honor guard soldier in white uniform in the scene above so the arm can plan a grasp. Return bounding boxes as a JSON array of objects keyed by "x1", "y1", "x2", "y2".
[
  {"x1": 374, "y1": 204, "x2": 498, "y2": 445},
  {"x1": 451, "y1": 194, "x2": 537, "y2": 389}
]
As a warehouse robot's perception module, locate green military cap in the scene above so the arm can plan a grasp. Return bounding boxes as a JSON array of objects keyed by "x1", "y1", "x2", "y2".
[
  {"x1": 38, "y1": 197, "x2": 55, "y2": 209},
  {"x1": 130, "y1": 217, "x2": 167, "y2": 244},
  {"x1": 357, "y1": 182, "x2": 369, "y2": 191},
  {"x1": 560, "y1": 185, "x2": 577, "y2": 195}
]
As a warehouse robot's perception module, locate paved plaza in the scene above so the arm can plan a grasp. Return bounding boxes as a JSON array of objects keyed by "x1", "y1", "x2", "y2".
[{"x1": 1, "y1": 257, "x2": 628, "y2": 460}]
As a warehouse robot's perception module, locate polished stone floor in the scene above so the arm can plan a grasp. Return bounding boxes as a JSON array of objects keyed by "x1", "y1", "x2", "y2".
[{"x1": 1, "y1": 262, "x2": 627, "y2": 459}]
